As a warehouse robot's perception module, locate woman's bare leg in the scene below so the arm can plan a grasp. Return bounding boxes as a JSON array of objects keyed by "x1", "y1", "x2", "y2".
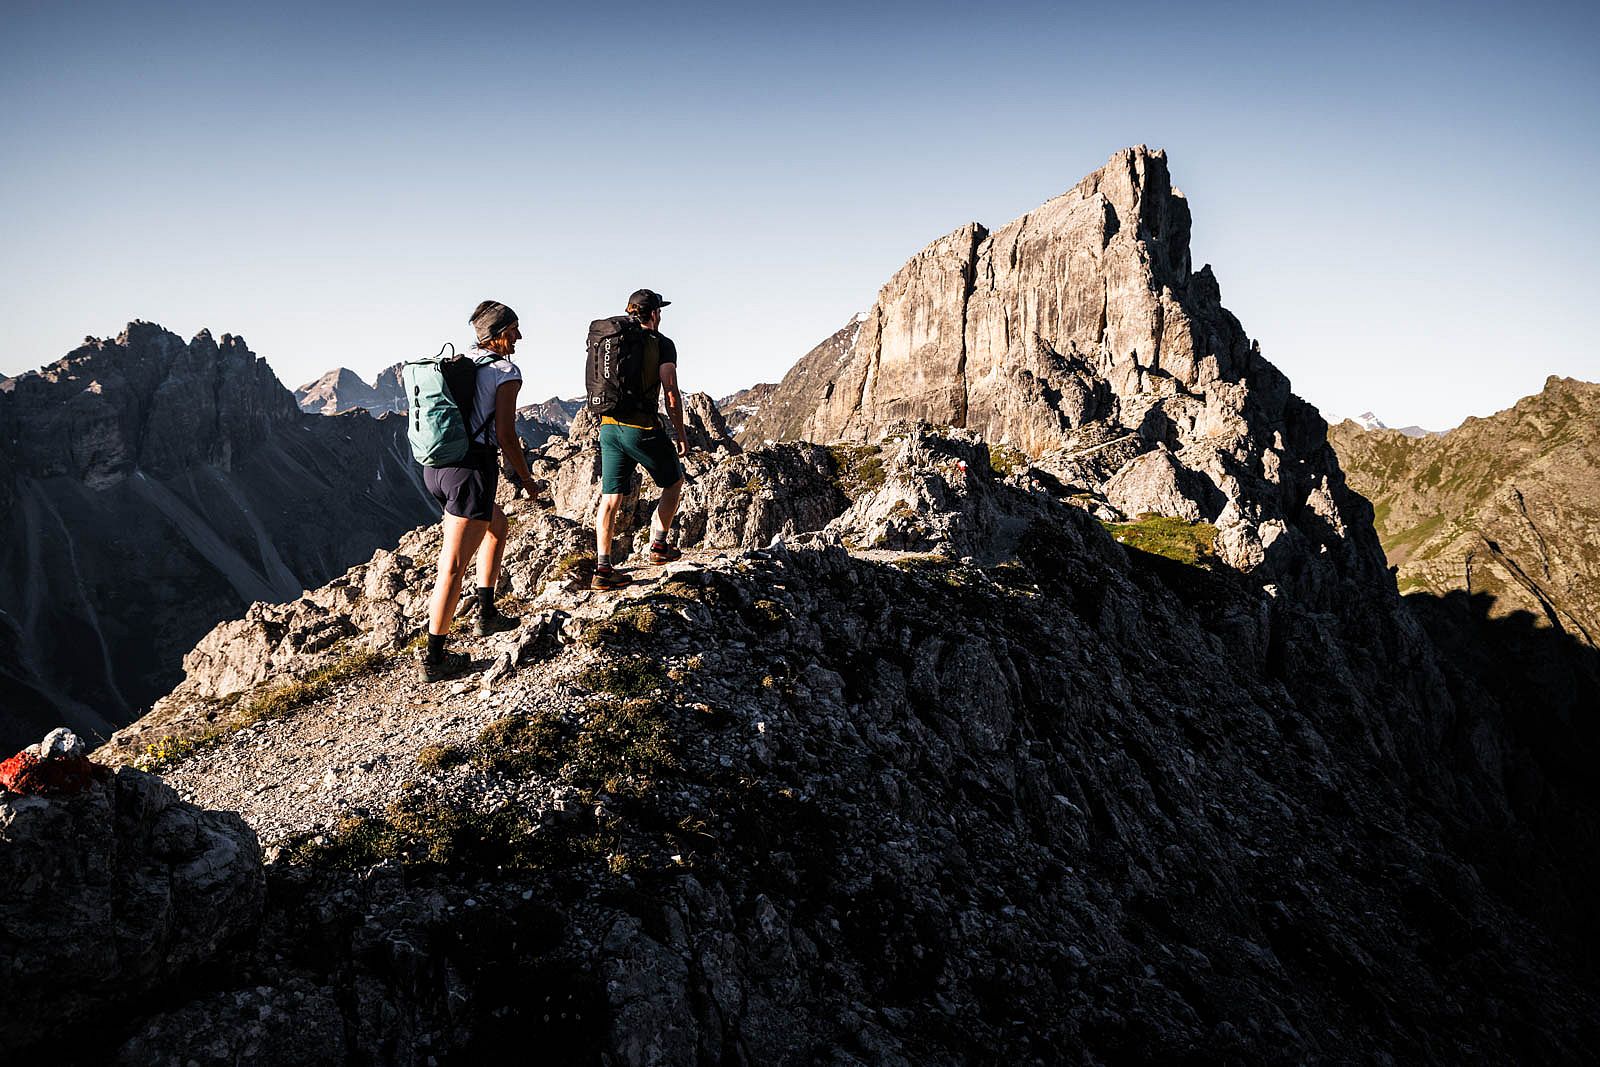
[
  {"x1": 429, "y1": 513, "x2": 489, "y2": 635},
  {"x1": 476, "y1": 505, "x2": 509, "y2": 592}
]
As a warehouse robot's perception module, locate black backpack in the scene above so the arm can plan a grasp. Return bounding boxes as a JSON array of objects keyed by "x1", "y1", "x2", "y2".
[{"x1": 585, "y1": 316, "x2": 648, "y2": 416}]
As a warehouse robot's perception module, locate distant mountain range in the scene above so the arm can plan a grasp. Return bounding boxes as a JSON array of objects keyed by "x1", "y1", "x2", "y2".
[
  {"x1": 1331, "y1": 410, "x2": 1439, "y2": 438},
  {"x1": 293, "y1": 364, "x2": 580, "y2": 448},
  {"x1": 715, "y1": 382, "x2": 777, "y2": 437},
  {"x1": 294, "y1": 365, "x2": 407, "y2": 416}
]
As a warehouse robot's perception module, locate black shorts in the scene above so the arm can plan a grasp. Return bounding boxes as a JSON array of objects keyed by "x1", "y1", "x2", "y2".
[{"x1": 423, "y1": 451, "x2": 499, "y2": 521}]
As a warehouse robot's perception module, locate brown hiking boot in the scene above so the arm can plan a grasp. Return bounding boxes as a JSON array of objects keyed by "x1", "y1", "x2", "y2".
[
  {"x1": 648, "y1": 542, "x2": 682, "y2": 565},
  {"x1": 589, "y1": 566, "x2": 632, "y2": 591}
]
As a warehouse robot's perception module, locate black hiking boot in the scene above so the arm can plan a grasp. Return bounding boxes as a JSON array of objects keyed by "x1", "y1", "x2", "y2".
[
  {"x1": 474, "y1": 606, "x2": 520, "y2": 637},
  {"x1": 418, "y1": 649, "x2": 472, "y2": 683},
  {"x1": 648, "y1": 542, "x2": 682, "y2": 565},
  {"x1": 590, "y1": 566, "x2": 632, "y2": 591}
]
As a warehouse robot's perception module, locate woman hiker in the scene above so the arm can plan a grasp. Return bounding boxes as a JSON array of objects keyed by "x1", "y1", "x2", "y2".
[{"x1": 419, "y1": 299, "x2": 537, "y2": 681}]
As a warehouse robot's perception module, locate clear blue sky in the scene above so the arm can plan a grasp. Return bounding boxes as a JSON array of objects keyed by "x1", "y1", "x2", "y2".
[{"x1": 3, "y1": 0, "x2": 1595, "y2": 430}]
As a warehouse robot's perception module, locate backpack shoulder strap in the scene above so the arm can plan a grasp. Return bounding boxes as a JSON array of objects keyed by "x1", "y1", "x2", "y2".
[{"x1": 469, "y1": 351, "x2": 508, "y2": 445}]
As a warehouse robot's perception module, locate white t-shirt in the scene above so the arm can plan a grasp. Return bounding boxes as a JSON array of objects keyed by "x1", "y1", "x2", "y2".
[{"x1": 469, "y1": 351, "x2": 522, "y2": 446}]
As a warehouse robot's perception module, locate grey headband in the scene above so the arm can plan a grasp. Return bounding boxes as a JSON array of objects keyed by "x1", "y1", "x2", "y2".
[{"x1": 470, "y1": 301, "x2": 519, "y2": 345}]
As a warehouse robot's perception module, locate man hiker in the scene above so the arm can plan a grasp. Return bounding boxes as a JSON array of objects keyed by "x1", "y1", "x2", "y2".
[
  {"x1": 592, "y1": 288, "x2": 688, "y2": 590},
  {"x1": 418, "y1": 299, "x2": 538, "y2": 681}
]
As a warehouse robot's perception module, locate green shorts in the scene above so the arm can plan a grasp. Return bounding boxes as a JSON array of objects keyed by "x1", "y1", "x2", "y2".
[{"x1": 599, "y1": 420, "x2": 683, "y2": 495}]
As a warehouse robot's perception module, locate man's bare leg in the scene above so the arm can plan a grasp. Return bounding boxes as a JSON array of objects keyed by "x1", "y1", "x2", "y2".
[
  {"x1": 596, "y1": 492, "x2": 624, "y2": 561},
  {"x1": 649, "y1": 476, "x2": 684, "y2": 546},
  {"x1": 592, "y1": 492, "x2": 633, "y2": 588}
]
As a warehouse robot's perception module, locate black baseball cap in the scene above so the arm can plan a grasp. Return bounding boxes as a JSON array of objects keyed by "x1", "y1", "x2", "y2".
[{"x1": 627, "y1": 288, "x2": 671, "y2": 312}]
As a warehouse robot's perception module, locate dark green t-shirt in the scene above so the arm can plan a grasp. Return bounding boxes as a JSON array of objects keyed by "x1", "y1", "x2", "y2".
[{"x1": 606, "y1": 330, "x2": 677, "y2": 427}]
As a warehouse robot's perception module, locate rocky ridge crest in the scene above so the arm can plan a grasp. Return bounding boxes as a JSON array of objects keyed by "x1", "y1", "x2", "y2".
[{"x1": 74, "y1": 416, "x2": 1600, "y2": 1064}]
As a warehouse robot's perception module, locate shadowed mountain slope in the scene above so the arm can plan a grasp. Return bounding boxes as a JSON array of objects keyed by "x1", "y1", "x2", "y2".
[{"x1": 0, "y1": 323, "x2": 437, "y2": 748}]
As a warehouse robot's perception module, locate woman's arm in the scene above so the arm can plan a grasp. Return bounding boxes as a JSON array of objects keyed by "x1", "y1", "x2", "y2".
[{"x1": 493, "y1": 379, "x2": 535, "y2": 487}]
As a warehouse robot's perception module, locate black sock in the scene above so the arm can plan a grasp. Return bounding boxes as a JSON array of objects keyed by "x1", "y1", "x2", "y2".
[
  {"x1": 477, "y1": 586, "x2": 494, "y2": 616},
  {"x1": 596, "y1": 554, "x2": 612, "y2": 570},
  {"x1": 426, "y1": 633, "x2": 447, "y2": 661}
]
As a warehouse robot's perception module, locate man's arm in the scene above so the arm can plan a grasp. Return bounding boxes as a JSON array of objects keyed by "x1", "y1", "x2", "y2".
[
  {"x1": 659, "y1": 363, "x2": 688, "y2": 457},
  {"x1": 494, "y1": 380, "x2": 536, "y2": 486}
]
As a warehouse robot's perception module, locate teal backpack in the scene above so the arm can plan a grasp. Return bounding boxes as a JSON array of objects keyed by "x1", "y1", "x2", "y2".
[{"x1": 401, "y1": 344, "x2": 497, "y2": 466}]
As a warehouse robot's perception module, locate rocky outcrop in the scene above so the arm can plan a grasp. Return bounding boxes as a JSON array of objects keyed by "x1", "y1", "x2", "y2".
[
  {"x1": 0, "y1": 736, "x2": 263, "y2": 1049},
  {"x1": 1330, "y1": 376, "x2": 1600, "y2": 646},
  {"x1": 78, "y1": 427, "x2": 1600, "y2": 1063},
  {"x1": 532, "y1": 391, "x2": 845, "y2": 561},
  {"x1": 740, "y1": 148, "x2": 1381, "y2": 600},
  {"x1": 0, "y1": 324, "x2": 438, "y2": 749},
  {"x1": 294, "y1": 364, "x2": 407, "y2": 415}
]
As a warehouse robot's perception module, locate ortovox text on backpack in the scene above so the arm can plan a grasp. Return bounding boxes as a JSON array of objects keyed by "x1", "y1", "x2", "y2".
[
  {"x1": 402, "y1": 345, "x2": 498, "y2": 467},
  {"x1": 585, "y1": 316, "x2": 648, "y2": 416}
]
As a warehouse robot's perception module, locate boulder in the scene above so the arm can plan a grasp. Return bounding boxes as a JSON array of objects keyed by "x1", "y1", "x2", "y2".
[{"x1": 0, "y1": 762, "x2": 264, "y2": 1047}]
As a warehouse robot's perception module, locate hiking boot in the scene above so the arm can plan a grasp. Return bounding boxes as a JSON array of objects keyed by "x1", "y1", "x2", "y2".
[
  {"x1": 418, "y1": 649, "x2": 472, "y2": 683},
  {"x1": 590, "y1": 566, "x2": 632, "y2": 591},
  {"x1": 648, "y1": 542, "x2": 682, "y2": 565},
  {"x1": 473, "y1": 606, "x2": 520, "y2": 637}
]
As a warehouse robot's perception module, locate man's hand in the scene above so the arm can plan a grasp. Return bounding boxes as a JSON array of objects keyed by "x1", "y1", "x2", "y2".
[{"x1": 675, "y1": 430, "x2": 688, "y2": 457}]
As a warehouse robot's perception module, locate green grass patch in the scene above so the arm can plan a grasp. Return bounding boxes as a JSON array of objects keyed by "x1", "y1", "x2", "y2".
[
  {"x1": 747, "y1": 599, "x2": 786, "y2": 626},
  {"x1": 571, "y1": 698, "x2": 678, "y2": 794},
  {"x1": 285, "y1": 792, "x2": 560, "y2": 870},
  {"x1": 473, "y1": 713, "x2": 568, "y2": 777},
  {"x1": 1384, "y1": 513, "x2": 1449, "y2": 558},
  {"x1": 576, "y1": 655, "x2": 670, "y2": 700},
  {"x1": 827, "y1": 444, "x2": 886, "y2": 499},
  {"x1": 987, "y1": 444, "x2": 1029, "y2": 477},
  {"x1": 416, "y1": 743, "x2": 468, "y2": 772},
  {"x1": 1101, "y1": 514, "x2": 1219, "y2": 567},
  {"x1": 583, "y1": 603, "x2": 670, "y2": 645},
  {"x1": 236, "y1": 649, "x2": 389, "y2": 726}
]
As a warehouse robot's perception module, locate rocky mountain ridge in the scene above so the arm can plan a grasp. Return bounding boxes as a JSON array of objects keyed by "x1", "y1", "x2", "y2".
[
  {"x1": 52, "y1": 409, "x2": 1600, "y2": 1063},
  {"x1": 1329, "y1": 375, "x2": 1600, "y2": 645},
  {"x1": 0, "y1": 323, "x2": 438, "y2": 749}
]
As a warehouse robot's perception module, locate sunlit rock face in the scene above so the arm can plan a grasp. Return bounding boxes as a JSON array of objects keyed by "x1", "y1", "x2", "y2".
[{"x1": 740, "y1": 147, "x2": 1385, "y2": 600}]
